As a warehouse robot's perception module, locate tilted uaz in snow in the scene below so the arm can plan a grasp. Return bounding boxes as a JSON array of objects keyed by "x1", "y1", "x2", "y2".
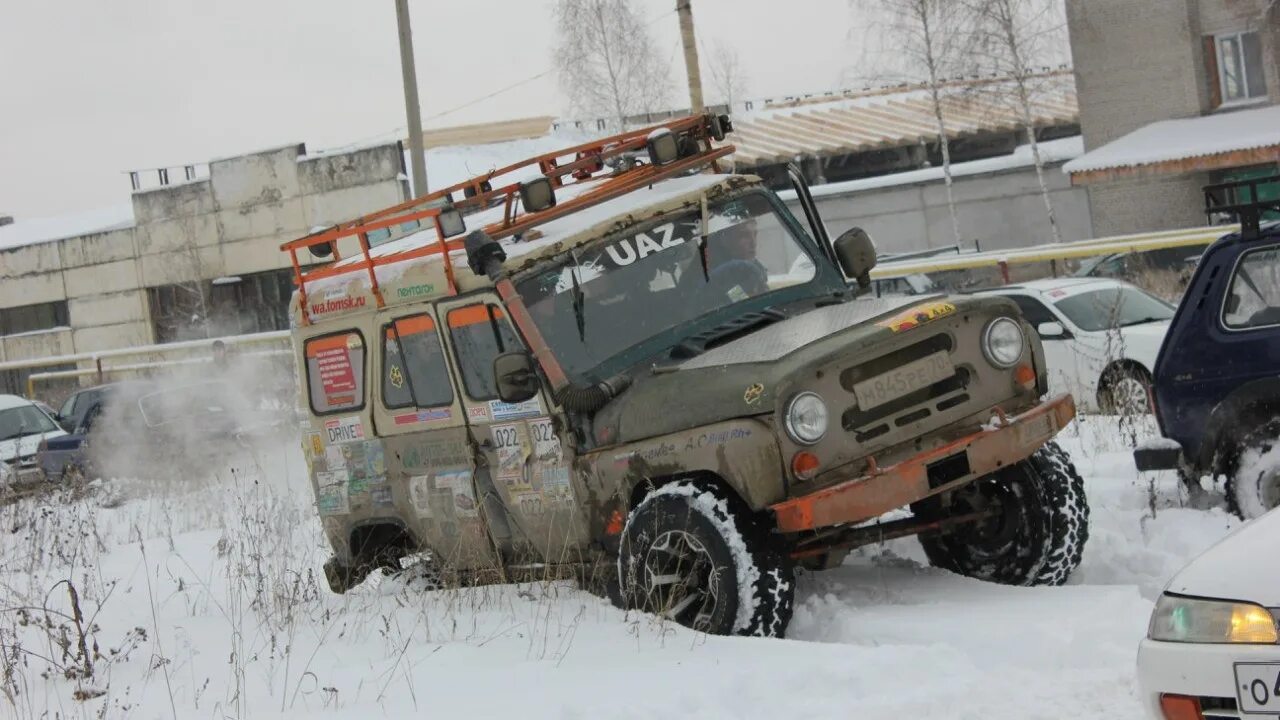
[{"x1": 283, "y1": 114, "x2": 1088, "y2": 637}]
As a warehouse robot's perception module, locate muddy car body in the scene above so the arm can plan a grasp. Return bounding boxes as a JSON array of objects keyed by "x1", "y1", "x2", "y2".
[{"x1": 285, "y1": 115, "x2": 1087, "y2": 636}]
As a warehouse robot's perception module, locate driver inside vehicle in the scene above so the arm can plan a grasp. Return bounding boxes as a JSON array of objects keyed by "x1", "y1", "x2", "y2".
[{"x1": 696, "y1": 202, "x2": 770, "y2": 302}]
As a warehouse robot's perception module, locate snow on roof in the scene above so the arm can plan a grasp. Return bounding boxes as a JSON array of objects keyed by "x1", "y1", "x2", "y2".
[
  {"x1": 1063, "y1": 104, "x2": 1280, "y2": 175},
  {"x1": 784, "y1": 136, "x2": 1084, "y2": 200},
  {"x1": 406, "y1": 129, "x2": 603, "y2": 198},
  {"x1": 0, "y1": 394, "x2": 37, "y2": 410},
  {"x1": 0, "y1": 204, "x2": 136, "y2": 253}
]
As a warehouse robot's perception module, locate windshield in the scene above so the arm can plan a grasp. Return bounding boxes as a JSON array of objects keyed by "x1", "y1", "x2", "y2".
[
  {"x1": 1052, "y1": 286, "x2": 1175, "y2": 331},
  {"x1": 0, "y1": 404, "x2": 59, "y2": 441},
  {"x1": 516, "y1": 191, "x2": 820, "y2": 379}
]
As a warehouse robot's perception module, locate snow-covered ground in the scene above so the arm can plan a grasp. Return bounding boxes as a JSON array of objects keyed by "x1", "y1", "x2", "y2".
[{"x1": 0, "y1": 416, "x2": 1239, "y2": 719}]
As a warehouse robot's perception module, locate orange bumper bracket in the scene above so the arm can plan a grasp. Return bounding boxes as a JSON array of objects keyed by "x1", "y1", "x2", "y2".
[{"x1": 770, "y1": 394, "x2": 1077, "y2": 532}]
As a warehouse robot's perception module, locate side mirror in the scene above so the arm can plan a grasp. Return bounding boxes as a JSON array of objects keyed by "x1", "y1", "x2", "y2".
[
  {"x1": 1037, "y1": 321, "x2": 1068, "y2": 339},
  {"x1": 833, "y1": 227, "x2": 877, "y2": 288},
  {"x1": 493, "y1": 352, "x2": 539, "y2": 404}
]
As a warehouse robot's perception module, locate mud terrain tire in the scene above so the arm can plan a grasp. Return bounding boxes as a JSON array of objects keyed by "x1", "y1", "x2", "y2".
[
  {"x1": 919, "y1": 442, "x2": 1088, "y2": 586},
  {"x1": 1226, "y1": 419, "x2": 1280, "y2": 520},
  {"x1": 618, "y1": 480, "x2": 794, "y2": 637}
]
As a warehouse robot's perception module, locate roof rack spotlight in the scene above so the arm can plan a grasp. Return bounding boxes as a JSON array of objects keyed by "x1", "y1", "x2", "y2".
[
  {"x1": 307, "y1": 225, "x2": 338, "y2": 259},
  {"x1": 520, "y1": 177, "x2": 556, "y2": 213},
  {"x1": 647, "y1": 128, "x2": 679, "y2": 166},
  {"x1": 436, "y1": 205, "x2": 466, "y2": 238}
]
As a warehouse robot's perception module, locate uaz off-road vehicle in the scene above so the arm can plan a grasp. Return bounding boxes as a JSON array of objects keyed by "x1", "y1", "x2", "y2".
[
  {"x1": 1136, "y1": 176, "x2": 1280, "y2": 519},
  {"x1": 284, "y1": 114, "x2": 1087, "y2": 637}
]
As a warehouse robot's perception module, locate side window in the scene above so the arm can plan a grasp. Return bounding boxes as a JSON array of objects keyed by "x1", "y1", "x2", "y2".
[
  {"x1": 1224, "y1": 246, "x2": 1280, "y2": 330},
  {"x1": 304, "y1": 331, "x2": 366, "y2": 414},
  {"x1": 447, "y1": 305, "x2": 522, "y2": 401},
  {"x1": 383, "y1": 314, "x2": 453, "y2": 409},
  {"x1": 59, "y1": 394, "x2": 77, "y2": 419},
  {"x1": 1006, "y1": 295, "x2": 1058, "y2": 328}
]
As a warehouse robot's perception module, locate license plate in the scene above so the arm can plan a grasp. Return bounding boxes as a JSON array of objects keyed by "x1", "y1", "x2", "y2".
[
  {"x1": 1235, "y1": 663, "x2": 1280, "y2": 714},
  {"x1": 853, "y1": 352, "x2": 954, "y2": 411}
]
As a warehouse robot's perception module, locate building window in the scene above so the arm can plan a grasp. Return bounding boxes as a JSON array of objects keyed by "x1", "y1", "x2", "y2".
[
  {"x1": 148, "y1": 268, "x2": 294, "y2": 343},
  {"x1": 0, "y1": 300, "x2": 69, "y2": 337},
  {"x1": 1214, "y1": 31, "x2": 1267, "y2": 105}
]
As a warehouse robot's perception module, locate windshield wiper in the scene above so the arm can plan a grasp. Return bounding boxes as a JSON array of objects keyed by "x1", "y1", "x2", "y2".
[
  {"x1": 669, "y1": 308, "x2": 787, "y2": 359},
  {"x1": 1120, "y1": 316, "x2": 1168, "y2": 327},
  {"x1": 570, "y1": 252, "x2": 586, "y2": 342}
]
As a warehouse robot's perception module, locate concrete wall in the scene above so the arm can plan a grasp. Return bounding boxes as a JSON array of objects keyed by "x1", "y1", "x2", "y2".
[
  {"x1": 791, "y1": 162, "x2": 1092, "y2": 254},
  {"x1": 1066, "y1": 0, "x2": 1279, "y2": 236},
  {"x1": 0, "y1": 141, "x2": 407, "y2": 362}
]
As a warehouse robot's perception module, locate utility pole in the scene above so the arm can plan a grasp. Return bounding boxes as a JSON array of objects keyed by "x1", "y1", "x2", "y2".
[
  {"x1": 395, "y1": 0, "x2": 428, "y2": 197},
  {"x1": 676, "y1": 0, "x2": 705, "y2": 113}
]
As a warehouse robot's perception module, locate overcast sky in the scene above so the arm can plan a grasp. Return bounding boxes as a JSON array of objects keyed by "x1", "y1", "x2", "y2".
[{"x1": 0, "y1": 0, "x2": 877, "y2": 220}]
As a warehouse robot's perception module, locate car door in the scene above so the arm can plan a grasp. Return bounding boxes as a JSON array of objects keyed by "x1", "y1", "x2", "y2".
[
  {"x1": 371, "y1": 307, "x2": 500, "y2": 572},
  {"x1": 436, "y1": 295, "x2": 588, "y2": 566}
]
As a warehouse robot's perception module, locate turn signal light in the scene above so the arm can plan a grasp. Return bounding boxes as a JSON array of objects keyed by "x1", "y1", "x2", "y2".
[
  {"x1": 1015, "y1": 363, "x2": 1036, "y2": 390},
  {"x1": 1157, "y1": 694, "x2": 1201, "y2": 720},
  {"x1": 791, "y1": 451, "x2": 821, "y2": 481}
]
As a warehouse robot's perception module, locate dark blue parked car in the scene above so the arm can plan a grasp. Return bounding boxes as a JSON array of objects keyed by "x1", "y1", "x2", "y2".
[{"x1": 1135, "y1": 177, "x2": 1280, "y2": 518}]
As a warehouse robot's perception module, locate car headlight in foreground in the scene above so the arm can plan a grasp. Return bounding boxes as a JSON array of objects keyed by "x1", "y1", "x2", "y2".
[
  {"x1": 982, "y1": 317, "x2": 1025, "y2": 368},
  {"x1": 785, "y1": 392, "x2": 828, "y2": 445},
  {"x1": 1149, "y1": 594, "x2": 1279, "y2": 644}
]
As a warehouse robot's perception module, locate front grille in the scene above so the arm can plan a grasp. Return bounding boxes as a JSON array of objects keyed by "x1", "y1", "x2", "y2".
[{"x1": 837, "y1": 332, "x2": 973, "y2": 436}]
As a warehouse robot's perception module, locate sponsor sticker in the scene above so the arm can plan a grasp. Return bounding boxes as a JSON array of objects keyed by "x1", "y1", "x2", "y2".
[
  {"x1": 324, "y1": 445, "x2": 347, "y2": 471},
  {"x1": 316, "y1": 472, "x2": 349, "y2": 515},
  {"x1": 408, "y1": 474, "x2": 433, "y2": 517},
  {"x1": 743, "y1": 383, "x2": 765, "y2": 405},
  {"x1": 393, "y1": 408, "x2": 453, "y2": 425},
  {"x1": 324, "y1": 416, "x2": 365, "y2": 445},
  {"x1": 467, "y1": 405, "x2": 491, "y2": 422},
  {"x1": 489, "y1": 397, "x2": 543, "y2": 421},
  {"x1": 371, "y1": 486, "x2": 394, "y2": 507},
  {"x1": 877, "y1": 301, "x2": 957, "y2": 333},
  {"x1": 437, "y1": 470, "x2": 478, "y2": 517}
]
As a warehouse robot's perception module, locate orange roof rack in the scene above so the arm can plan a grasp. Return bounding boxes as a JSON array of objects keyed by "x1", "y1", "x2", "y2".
[{"x1": 281, "y1": 113, "x2": 736, "y2": 326}]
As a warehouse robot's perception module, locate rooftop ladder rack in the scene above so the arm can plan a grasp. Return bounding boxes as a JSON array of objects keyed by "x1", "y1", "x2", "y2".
[
  {"x1": 1204, "y1": 175, "x2": 1280, "y2": 240},
  {"x1": 281, "y1": 113, "x2": 735, "y2": 325}
]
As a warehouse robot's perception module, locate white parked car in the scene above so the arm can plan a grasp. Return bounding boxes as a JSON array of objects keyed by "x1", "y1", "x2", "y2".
[
  {"x1": 975, "y1": 278, "x2": 1174, "y2": 413},
  {"x1": 0, "y1": 394, "x2": 67, "y2": 485},
  {"x1": 1138, "y1": 508, "x2": 1280, "y2": 719}
]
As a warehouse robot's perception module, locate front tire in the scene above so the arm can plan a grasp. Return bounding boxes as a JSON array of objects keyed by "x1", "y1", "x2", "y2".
[
  {"x1": 1226, "y1": 419, "x2": 1280, "y2": 520},
  {"x1": 918, "y1": 442, "x2": 1088, "y2": 586},
  {"x1": 1098, "y1": 365, "x2": 1152, "y2": 416},
  {"x1": 618, "y1": 480, "x2": 794, "y2": 637}
]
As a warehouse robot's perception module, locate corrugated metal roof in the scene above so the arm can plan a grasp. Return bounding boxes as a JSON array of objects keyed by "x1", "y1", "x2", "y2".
[{"x1": 724, "y1": 79, "x2": 1079, "y2": 167}]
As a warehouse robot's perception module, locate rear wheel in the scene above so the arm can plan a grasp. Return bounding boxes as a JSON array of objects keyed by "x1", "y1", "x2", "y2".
[
  {"x1": 618, "y1": 480, "x2": 794, "y2": 637},
  {"x1": 1226, "y1": 419, "x2": 1280, "y2": 520},
  {"x1": 918, "y1": 442, "x2": 1088, "y2": 586}
]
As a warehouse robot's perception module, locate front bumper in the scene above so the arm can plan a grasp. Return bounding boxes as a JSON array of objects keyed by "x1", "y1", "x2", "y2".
[
  {"x1": 770, "y1": 393, "x2": 1076, "y2": 531},
  {"x1": 1137, "y1": 637, "x2": 1280, "y2": 719}
]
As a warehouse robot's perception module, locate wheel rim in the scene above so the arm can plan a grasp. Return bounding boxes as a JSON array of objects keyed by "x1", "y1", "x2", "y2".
[
  {"x1": 1258, "y1": 466, "x2": 1280, "y2": 512},
  {"x1": 1110, "y1": 377, "x2": 1150, "y2": 415},
  {"x1": 947, "y1": 479, "x2": 1027, "y2": 560},
  {"x1": 642, "y1": 530, "x2": 721, "y2": 631}
]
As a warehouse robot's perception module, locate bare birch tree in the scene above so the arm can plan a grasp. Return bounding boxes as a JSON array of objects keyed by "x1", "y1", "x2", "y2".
[
  {"x1": 968, "y1": 0, "x2": 1069, "y2": 243},
  {"x1": 853, "y1": 0, "x2": 981, "y2": 247},
  {"x1": 705, "y1": 40, "x2": 748, "y2": 111},
  {"x1": 553, "y1": 0, "x2": 672, "y2": 129}
]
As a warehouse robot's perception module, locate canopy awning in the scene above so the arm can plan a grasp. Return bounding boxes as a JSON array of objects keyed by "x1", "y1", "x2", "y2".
[{"x1": 1064, "y1": 104, "x2": 1280, "y2": 184}]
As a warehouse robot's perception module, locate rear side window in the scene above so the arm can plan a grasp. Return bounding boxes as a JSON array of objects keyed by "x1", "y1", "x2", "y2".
[
  {"x1": 304, "y1": 331, "x2": 366, "y2": 414},
  {"x1": 447, "y1": 305, "x2": 521, "y2": 401},
  {"x1": 1224, "y1": 246, "x2": 1280, "y2": 329},
  {"x1": 1006, "y1": 295, "x2": 1058, "y2": 328},
  {"x1": 383, "y1": 314, "x2": 453, "y2": 409}
]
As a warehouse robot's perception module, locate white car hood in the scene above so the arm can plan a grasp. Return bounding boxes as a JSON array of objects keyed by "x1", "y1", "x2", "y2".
[
  {"x1": 1166, "y1": 509, "x2": 1280, "y2": 606},
  {"x1": 0, "y1": 429, "x2": 66, "y2": 463}
]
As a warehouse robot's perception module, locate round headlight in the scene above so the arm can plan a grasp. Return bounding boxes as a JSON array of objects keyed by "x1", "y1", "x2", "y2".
[
  {"x1": 983, "y1": 317, "x2": 1025, "y2": 368},
  {"x1": 785, "y1": 392, "x2": 828, "y2": 445}
]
